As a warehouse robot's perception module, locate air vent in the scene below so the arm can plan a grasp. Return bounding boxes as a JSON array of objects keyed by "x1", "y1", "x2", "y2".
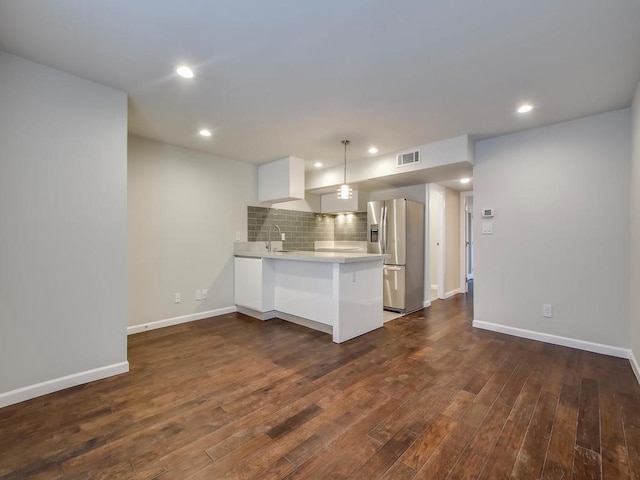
[{"x1": 396, "y1": 150, "x2": 420, "y2": 167}]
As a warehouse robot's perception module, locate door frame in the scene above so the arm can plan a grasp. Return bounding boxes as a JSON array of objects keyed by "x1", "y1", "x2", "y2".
[{"x1": 459, "y1": 191, "x2": 473, "y2": 293}]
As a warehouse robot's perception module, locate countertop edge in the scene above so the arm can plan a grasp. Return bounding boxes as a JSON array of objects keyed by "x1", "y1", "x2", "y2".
[{"x1": 234, "y1": 251, "x2": 387, "y2": 264}]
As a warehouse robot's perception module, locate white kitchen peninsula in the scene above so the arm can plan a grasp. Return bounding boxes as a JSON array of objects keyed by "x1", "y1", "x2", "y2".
[{"x1": 234, "y1": 250, "x2": 386, "y2": 343}]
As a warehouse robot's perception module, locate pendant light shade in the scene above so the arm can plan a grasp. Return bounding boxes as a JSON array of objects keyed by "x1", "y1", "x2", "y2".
[
  {"x1": 338, "y1": 183, "x2": 352, "y2": 199},
  {"x1": 337, "y1": 140, "x2": 352, "y2": 199}
]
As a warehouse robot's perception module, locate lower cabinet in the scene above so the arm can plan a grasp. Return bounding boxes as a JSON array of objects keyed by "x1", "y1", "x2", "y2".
[
  {"x1": 234, "y1": 257, "x2": 274, "y2": 315},
  {"x1": 234, "y1": 254, "x2": 384, "y2": 342}
]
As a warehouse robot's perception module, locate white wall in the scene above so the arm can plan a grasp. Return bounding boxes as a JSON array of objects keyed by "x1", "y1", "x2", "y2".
[
  {"x1": 474, "y1": 109, "x2": 631, "y2": 352},
  {"x1": 631, "y1": 81, "x2": 640, "y2": 373},
  {"x1": 0, "y1": 52, "x2": 128, "y2": 406},
  {"x1": 128, "y1": 136, "x2": 257, "y2": 329},
  {"x1": 428, "y1": 185, "x2": 444, "y2": 301},
  {"x1": 426, "y1": 184, "x2": 461, "y2": 300},
  {"x1": 368, "y1": 185, "x2": 427, "y2": 203}
]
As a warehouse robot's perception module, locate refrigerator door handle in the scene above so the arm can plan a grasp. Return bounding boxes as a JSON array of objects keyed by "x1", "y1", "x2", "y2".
[
  {"x1": 384, "y1": 265, "x2": 400, "y2": 289},
  {"x1": 381, "y1": 206, "x2": 387, "y2": 255}
]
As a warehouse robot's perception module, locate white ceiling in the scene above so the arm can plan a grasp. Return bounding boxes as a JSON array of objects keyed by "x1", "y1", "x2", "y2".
[{"x1": 1, "y1": 0, "x2": 639, "y2": 173}]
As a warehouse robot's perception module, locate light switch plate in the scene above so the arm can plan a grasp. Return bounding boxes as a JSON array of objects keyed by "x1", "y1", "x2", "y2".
[{"x1": 482, "y1": 222, "x2": 493, "y2": 234}]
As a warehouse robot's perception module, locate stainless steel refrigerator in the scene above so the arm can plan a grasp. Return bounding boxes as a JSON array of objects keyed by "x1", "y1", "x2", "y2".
[{"x1": 367, "y1": 198, "x2": 424, "y2": 313}]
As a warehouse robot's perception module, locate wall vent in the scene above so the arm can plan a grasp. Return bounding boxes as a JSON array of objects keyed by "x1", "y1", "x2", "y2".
[{"x1": 396, "y1": 150, "x2": 420, "y2": 167}]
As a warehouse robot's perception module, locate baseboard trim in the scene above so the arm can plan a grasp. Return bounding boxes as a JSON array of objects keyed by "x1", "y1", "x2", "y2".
[
  {"x1": 0, "y1": 362, "x2": 129, "y2": 409},
  {"x1": 443, "y1": 289, "x2": 462, "y2": 299},
  {"x1": 236, "y1": 306, "x2": 277, "y2": 321},
  {"x1": 630, "y1": 350, "x2": 640, "y2": 385},
  {"x1": 235, "y1": 307, "x2": 332, "y2": 335},
  {"x1": 127, "y1": 306, "x2": 237, "y2": 335},
  {"x1": 276, "y1": 311, "x2": 333, "y2": 335},
  {"x1": 472, "y1": 320, "x2": 630, "y2": 359},
  {"x1": 423, "y1": 300, "x2": 432, "y2": 308}
]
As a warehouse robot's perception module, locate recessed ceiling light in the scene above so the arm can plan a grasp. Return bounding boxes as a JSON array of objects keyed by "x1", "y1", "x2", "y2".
[
  {"x1": 314, "y1": 162, "x2": 323, "y2": 168},
  {"x1": 517, "y1": 104, "x2": 533, "y2": 114},
  {"x1": 176, "y1": 65, "x2": 194, "y2": 78},
  {"x1": 460, "y1": 178, "x2": 471, "y2": 184},
  {"x1": 368, "y1": 147, "x2": 378, "y2": 154},
  {"x1": 199, "y1": 129, "x2": 212, "y2": 137}
]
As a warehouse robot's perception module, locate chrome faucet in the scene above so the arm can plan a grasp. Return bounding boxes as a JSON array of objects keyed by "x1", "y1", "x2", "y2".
[{"x1": 266, "y1": 224, "x2": 282, "y2": 252}]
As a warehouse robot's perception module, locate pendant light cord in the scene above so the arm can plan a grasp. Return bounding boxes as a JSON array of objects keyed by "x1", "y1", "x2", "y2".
[{"x1": 342, "y1": 140, "x2": 350, "y2": 183}]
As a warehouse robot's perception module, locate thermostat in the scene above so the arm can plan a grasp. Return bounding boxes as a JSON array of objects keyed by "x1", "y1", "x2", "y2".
[{"x1": 482, "y1": 208, "x2": 494, "y2": 218}]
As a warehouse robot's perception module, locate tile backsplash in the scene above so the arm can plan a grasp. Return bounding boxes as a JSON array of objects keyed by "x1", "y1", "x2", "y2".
[
  {"x1": 334, "y1": 212, "x2": 367, "y2": 241},
  {"x1": 247, "y1": 206, "x2": 367, "y2": 251}
]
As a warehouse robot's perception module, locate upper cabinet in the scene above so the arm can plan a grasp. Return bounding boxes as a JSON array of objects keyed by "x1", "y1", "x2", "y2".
[
  {"x1": 258, "y1": 156, "x2": 305, "y2": 203},
  {"x1": 320, "y1": 190, "x2": 369, "y2": 213}
]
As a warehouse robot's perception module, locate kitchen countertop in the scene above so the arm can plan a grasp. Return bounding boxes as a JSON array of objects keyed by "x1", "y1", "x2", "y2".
[{"x1": 234, "y1": 250, "x2": 387, "y2": 264}]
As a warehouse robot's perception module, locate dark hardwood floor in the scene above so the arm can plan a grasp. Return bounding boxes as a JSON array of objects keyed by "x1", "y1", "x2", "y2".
[{"x1": 2, "y1": 291, "x2": 639, "y2": 479}]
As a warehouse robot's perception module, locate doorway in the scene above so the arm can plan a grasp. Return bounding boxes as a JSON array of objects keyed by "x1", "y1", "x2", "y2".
[{"x1": 460, "y1": 192, "x2": 474, "y2": 293}]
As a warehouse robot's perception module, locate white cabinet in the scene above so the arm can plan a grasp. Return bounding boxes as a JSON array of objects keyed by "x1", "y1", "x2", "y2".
[
  {"x1": 258, "y1": 155, "x2": 305, "y2": 203},
  {"x1": 320, "y1": 189, "x2": 369, "y2": 213},
  {"x1": 234, "y1": 253, "x2": 384, "y2": 342},
  {"x1": 234, "y1": 257, "x2": 274, "y2": 317}
]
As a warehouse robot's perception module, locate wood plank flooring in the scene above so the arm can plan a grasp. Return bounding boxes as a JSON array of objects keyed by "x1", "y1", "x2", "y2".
[{"x1": 1, "y1": 291, "x2": 639, "y2": 479}]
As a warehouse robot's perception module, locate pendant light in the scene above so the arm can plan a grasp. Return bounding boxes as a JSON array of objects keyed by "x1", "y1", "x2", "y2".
[{"x1": 337, "y1": 140, "x2": 352, "y2": 199}]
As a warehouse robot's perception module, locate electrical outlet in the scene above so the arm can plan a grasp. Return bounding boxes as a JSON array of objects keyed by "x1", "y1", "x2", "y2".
[
  {"x1": 175, "y1": 293, "x2": 181, "y2": 303},
  {"x1": 202, "y1": 288, "x2": 208, "y2": 299},
  {"x1": 195, "y1": 289, "x2": 202, "y2": 301},
  {"x1": 281, "y1": 232, "x2": 286, "y2": 241},
  {"x1": 543, "y1": 304, "x2": 553, "y2": 318}
]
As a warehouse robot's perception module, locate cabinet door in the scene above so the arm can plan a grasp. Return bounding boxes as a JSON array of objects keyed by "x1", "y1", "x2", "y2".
[
  {"x1": 234, "y1": 257, "x2": 264, "y2": 311},
  {"x1": 258, "y1": 156, "x2": 305, "y2": 202},
  {"x1": 321, "y1": 191, "x2": 359, "y2": 213}
]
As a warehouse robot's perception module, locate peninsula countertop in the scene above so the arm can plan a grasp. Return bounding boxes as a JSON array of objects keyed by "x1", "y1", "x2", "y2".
[{"x1": 234, "y1": 250, "x2": 387, "y2": 264}]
